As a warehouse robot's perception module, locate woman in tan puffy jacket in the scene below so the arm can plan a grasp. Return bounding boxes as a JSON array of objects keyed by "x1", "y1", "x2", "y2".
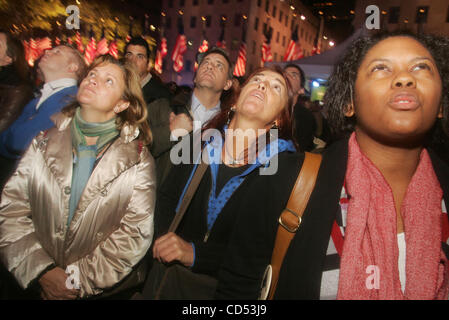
[{"x1": 0, "y1": 55, "x2": 156, "y2": 299}]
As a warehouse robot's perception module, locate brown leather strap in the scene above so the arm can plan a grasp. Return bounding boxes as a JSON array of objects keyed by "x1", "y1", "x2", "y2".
[
  {"x1": 267, "y1": 152, "x2": 322, "y2": 299},
  {"x1": 168, "y1": 161, "x2": 208, "y2": 233}
]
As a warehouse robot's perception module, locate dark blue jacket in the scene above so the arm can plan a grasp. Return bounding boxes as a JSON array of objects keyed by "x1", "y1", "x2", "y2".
[{"x1": 0, "y1": 86, "x2": 77, "y2": 159}]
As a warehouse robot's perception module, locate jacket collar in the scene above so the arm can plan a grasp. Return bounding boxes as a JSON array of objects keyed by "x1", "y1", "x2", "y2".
[{"x1": 43, "y1": 113, "x2": 142, "y2": 227}]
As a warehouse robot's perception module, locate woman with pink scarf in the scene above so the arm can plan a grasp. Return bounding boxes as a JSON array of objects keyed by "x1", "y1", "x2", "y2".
[{"x1": 216, "y1": 31, "x2": 449, "y2": 300}]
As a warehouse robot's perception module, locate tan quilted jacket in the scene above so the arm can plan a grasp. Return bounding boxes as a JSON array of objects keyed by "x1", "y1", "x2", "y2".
[{"x1": 0, "y1": 113, "x2": 156, "y2": 297}]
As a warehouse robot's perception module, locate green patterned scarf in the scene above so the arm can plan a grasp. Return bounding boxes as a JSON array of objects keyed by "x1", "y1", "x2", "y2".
[{"x1": 68, "y1": 107, "x2": 119, "y2": 226}]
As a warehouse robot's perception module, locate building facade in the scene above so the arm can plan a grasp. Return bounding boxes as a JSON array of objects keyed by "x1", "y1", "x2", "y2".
[
  {"x1": 160, "y1": 0, "x2": 331, "y2": 85},
  {"x1": 353, "y1": 0, "x2": 449, "y2": 36}
]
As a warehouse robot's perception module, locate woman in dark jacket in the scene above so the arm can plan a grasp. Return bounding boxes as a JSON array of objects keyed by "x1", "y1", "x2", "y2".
[
  {"x1": 150, "y1": 66, "x2": 300, "y2": 299},
  {"x1": 0, "y1": 30, "x2": 33, "y2": 133},
  {"x1": 216, "y1": 31, "x2": 449, "y2": 300}
]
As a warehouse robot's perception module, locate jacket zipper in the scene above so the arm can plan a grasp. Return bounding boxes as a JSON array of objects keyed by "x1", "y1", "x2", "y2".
[{"x1": 203, "y1": 230, "x2": 210, "y2": 242}]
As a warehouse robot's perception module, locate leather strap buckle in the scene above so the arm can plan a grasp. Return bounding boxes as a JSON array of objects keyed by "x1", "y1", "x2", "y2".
[{"x1": 278, "y1": 208, "x2": 301, "y2": 233}]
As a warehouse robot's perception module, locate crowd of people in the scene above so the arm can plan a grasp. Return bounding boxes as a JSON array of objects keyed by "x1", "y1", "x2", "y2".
[{"x1": 0, "y1": 27, "x2": 449, "y2": 300}]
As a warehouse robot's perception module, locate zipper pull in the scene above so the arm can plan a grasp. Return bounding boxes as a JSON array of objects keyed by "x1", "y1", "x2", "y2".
[{"x1": 203, "y1": 230, "x2": 211, "y2": 242}]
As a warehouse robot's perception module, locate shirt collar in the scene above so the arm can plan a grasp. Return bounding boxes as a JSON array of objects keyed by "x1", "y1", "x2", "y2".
[
  {"x1": 191, "y1": 93, "x2": 221, "y2": 113},
  {"x1": 43, "y1": 78, "x2": 77, "y2": 92},
  {"x1": 140, "y1": 72, "x2": 152, "y2": 88}
]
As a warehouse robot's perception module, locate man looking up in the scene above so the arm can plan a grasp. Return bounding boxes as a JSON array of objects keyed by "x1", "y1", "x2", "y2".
[
  {"x1": 0, "y1": 45, "x2": 86, "y2": 187},
  {"x1": 149, "y1": 47, "x2": 234, "y2": 185}
]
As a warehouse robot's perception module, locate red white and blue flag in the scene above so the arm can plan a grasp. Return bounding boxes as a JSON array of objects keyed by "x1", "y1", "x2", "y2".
[
  {"x1": 75, "y1": 31, "x2": 84, "y2": 53},
  {"x1": 233, "y1": 42, "x2": 246, "y2": 77},
  {"x1": 108, "y1": 28, "x2": 119, "y2": 60},
  {"x1": 96, "y1": 28, "x2": 109, "y2": 57},
  {"x1": 84, "y1": 28, "x2": 97, "y2": 65},
  {"x1": 154, "y1": 37, "x2": 167, "y2": 74},
  {"x1": 283, "y1": 25, "x2": 303, "y2": 61},
  {"x1": 172, "y1": 20, "x2": 187, "y2": 72},
  {"x1": 233, "y1": 22, "x2": 247, "y2": 77}
]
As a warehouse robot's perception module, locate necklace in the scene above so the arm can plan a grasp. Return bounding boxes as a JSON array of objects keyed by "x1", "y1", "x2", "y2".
[{"x1": 222, "y1": 141, "x2": 245, "y2": 166}]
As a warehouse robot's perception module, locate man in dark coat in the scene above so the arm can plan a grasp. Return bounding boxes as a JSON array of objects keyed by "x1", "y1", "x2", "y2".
[{"x1": 284, "y1": 64, "x2": 317, "y2": 152}]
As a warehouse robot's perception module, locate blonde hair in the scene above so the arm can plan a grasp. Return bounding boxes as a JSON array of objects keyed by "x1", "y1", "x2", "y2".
[{"x1": 63, "y1": 55, "x2": 152, "y2": 145}]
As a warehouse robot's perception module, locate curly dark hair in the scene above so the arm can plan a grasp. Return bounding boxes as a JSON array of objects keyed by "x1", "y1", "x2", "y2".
[{"x1": 324, "y1": 30, "x2": 449, "y2": 145}]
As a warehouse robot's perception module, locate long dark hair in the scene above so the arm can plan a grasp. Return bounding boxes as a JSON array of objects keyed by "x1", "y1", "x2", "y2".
[
  {"x1": 1, "y1": 30, "x2": 30, "y2": 83},
  {"x1": 203, "y1": 66, "x2": 294, "y2": 141}
]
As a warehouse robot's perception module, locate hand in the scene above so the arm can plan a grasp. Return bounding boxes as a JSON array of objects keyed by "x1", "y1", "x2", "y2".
[
  {"x1": 169, "y1": 112, "x2": 193, "y2": 138},
  {"x1": 38, "y1": 267, "x2": 80, "y2": 300},
  {"x1": 152, "y1": 232, "x2": 194, "y2": 267}
]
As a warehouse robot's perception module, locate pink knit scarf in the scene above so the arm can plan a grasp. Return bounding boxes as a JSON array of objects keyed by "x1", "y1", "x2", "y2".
[{"x1": 337, "y1": 133, "x2": 449, "y2": 300}]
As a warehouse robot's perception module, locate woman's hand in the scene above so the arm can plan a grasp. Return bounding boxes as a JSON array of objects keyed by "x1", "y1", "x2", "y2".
[
  {"x1": 152, "y1": 232, "x2": 194, "y2": 267},
  {"x1": 38, "y1": 267, "x2": 80, "y2": 300}
]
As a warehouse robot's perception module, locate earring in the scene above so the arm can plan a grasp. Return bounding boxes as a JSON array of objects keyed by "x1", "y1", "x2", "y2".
[
  {"x1": 226, "y1": 106, "x2": 236, "y2": 125},
  {"x1": 271, "y1": 120, "x2": 279, "y2": 129},
  {"x1": 348, "y1": 85, "x2": 355, "y2": 116}
]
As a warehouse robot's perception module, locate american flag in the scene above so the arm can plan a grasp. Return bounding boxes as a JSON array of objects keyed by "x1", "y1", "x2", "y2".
[
  {"x1": 283, "y1": 25, "x2": 303, "y2": 61},
  {"x1": 233, "y1": 42, "x2": 247, "y2": 77},
  {"x1": 154, "y1": 37, "x2": 167, "y2": 74},
  {"x1": 194, "y1": 39, "x2": 209, "y2": 71},
  {"x1": 261, "y1": 41, "x2": 273, "y2": 63},
  {"x1": 55, "y1": 37, "x2": 61, "y2": 46},
  {"x1": 75, "y1": 31, "x2": 84, "y2": 53},
  {"x1": 172, "y1": 19, "x2": 187, "y2": 73},
  {"x1": 126, "y1": 20, "x2": 133, "y2": 43},
  {"x1": 67, "y1": 37, "x2": 73, "y2": 45},
  {"x1": 23, "y1": 39, "x2": 36, "y2": 66},
  {"x1": 161, "y1": 37, "x2": 168, "y2": 57},
  {"x1": 233, "y1": 22, "x2": 247, "y2": 77},
  {"x1": 29, "y1": 38, "x2": 39, "y2": 66},
  {"x1": 198, "y1": 39, "x2": 209, "y2": 53},
  {"x1": 37, "y1": 37, "x2": 52, "y2": 54},
  {"x1": 311, "y1": 32, "x2": 321, "y2": 56},
  {"x1": 108, "y1": 28, "x2": 119, "y2": 60},
  {"x1": 108, "y1": 40, "x2": 118, "y2": 60},
  {"x1": 261, "y1": 27, "x2": 273, "y2": 63},
  {"x1": 172, "y1": 35, "x2": 187, "y2": 72},
  {"x1": 84, "y1": 28, "x2": 97, "y2": 65},
  {"x1": 96, "y1": 28, "x2": 109, "y2": 57}
]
